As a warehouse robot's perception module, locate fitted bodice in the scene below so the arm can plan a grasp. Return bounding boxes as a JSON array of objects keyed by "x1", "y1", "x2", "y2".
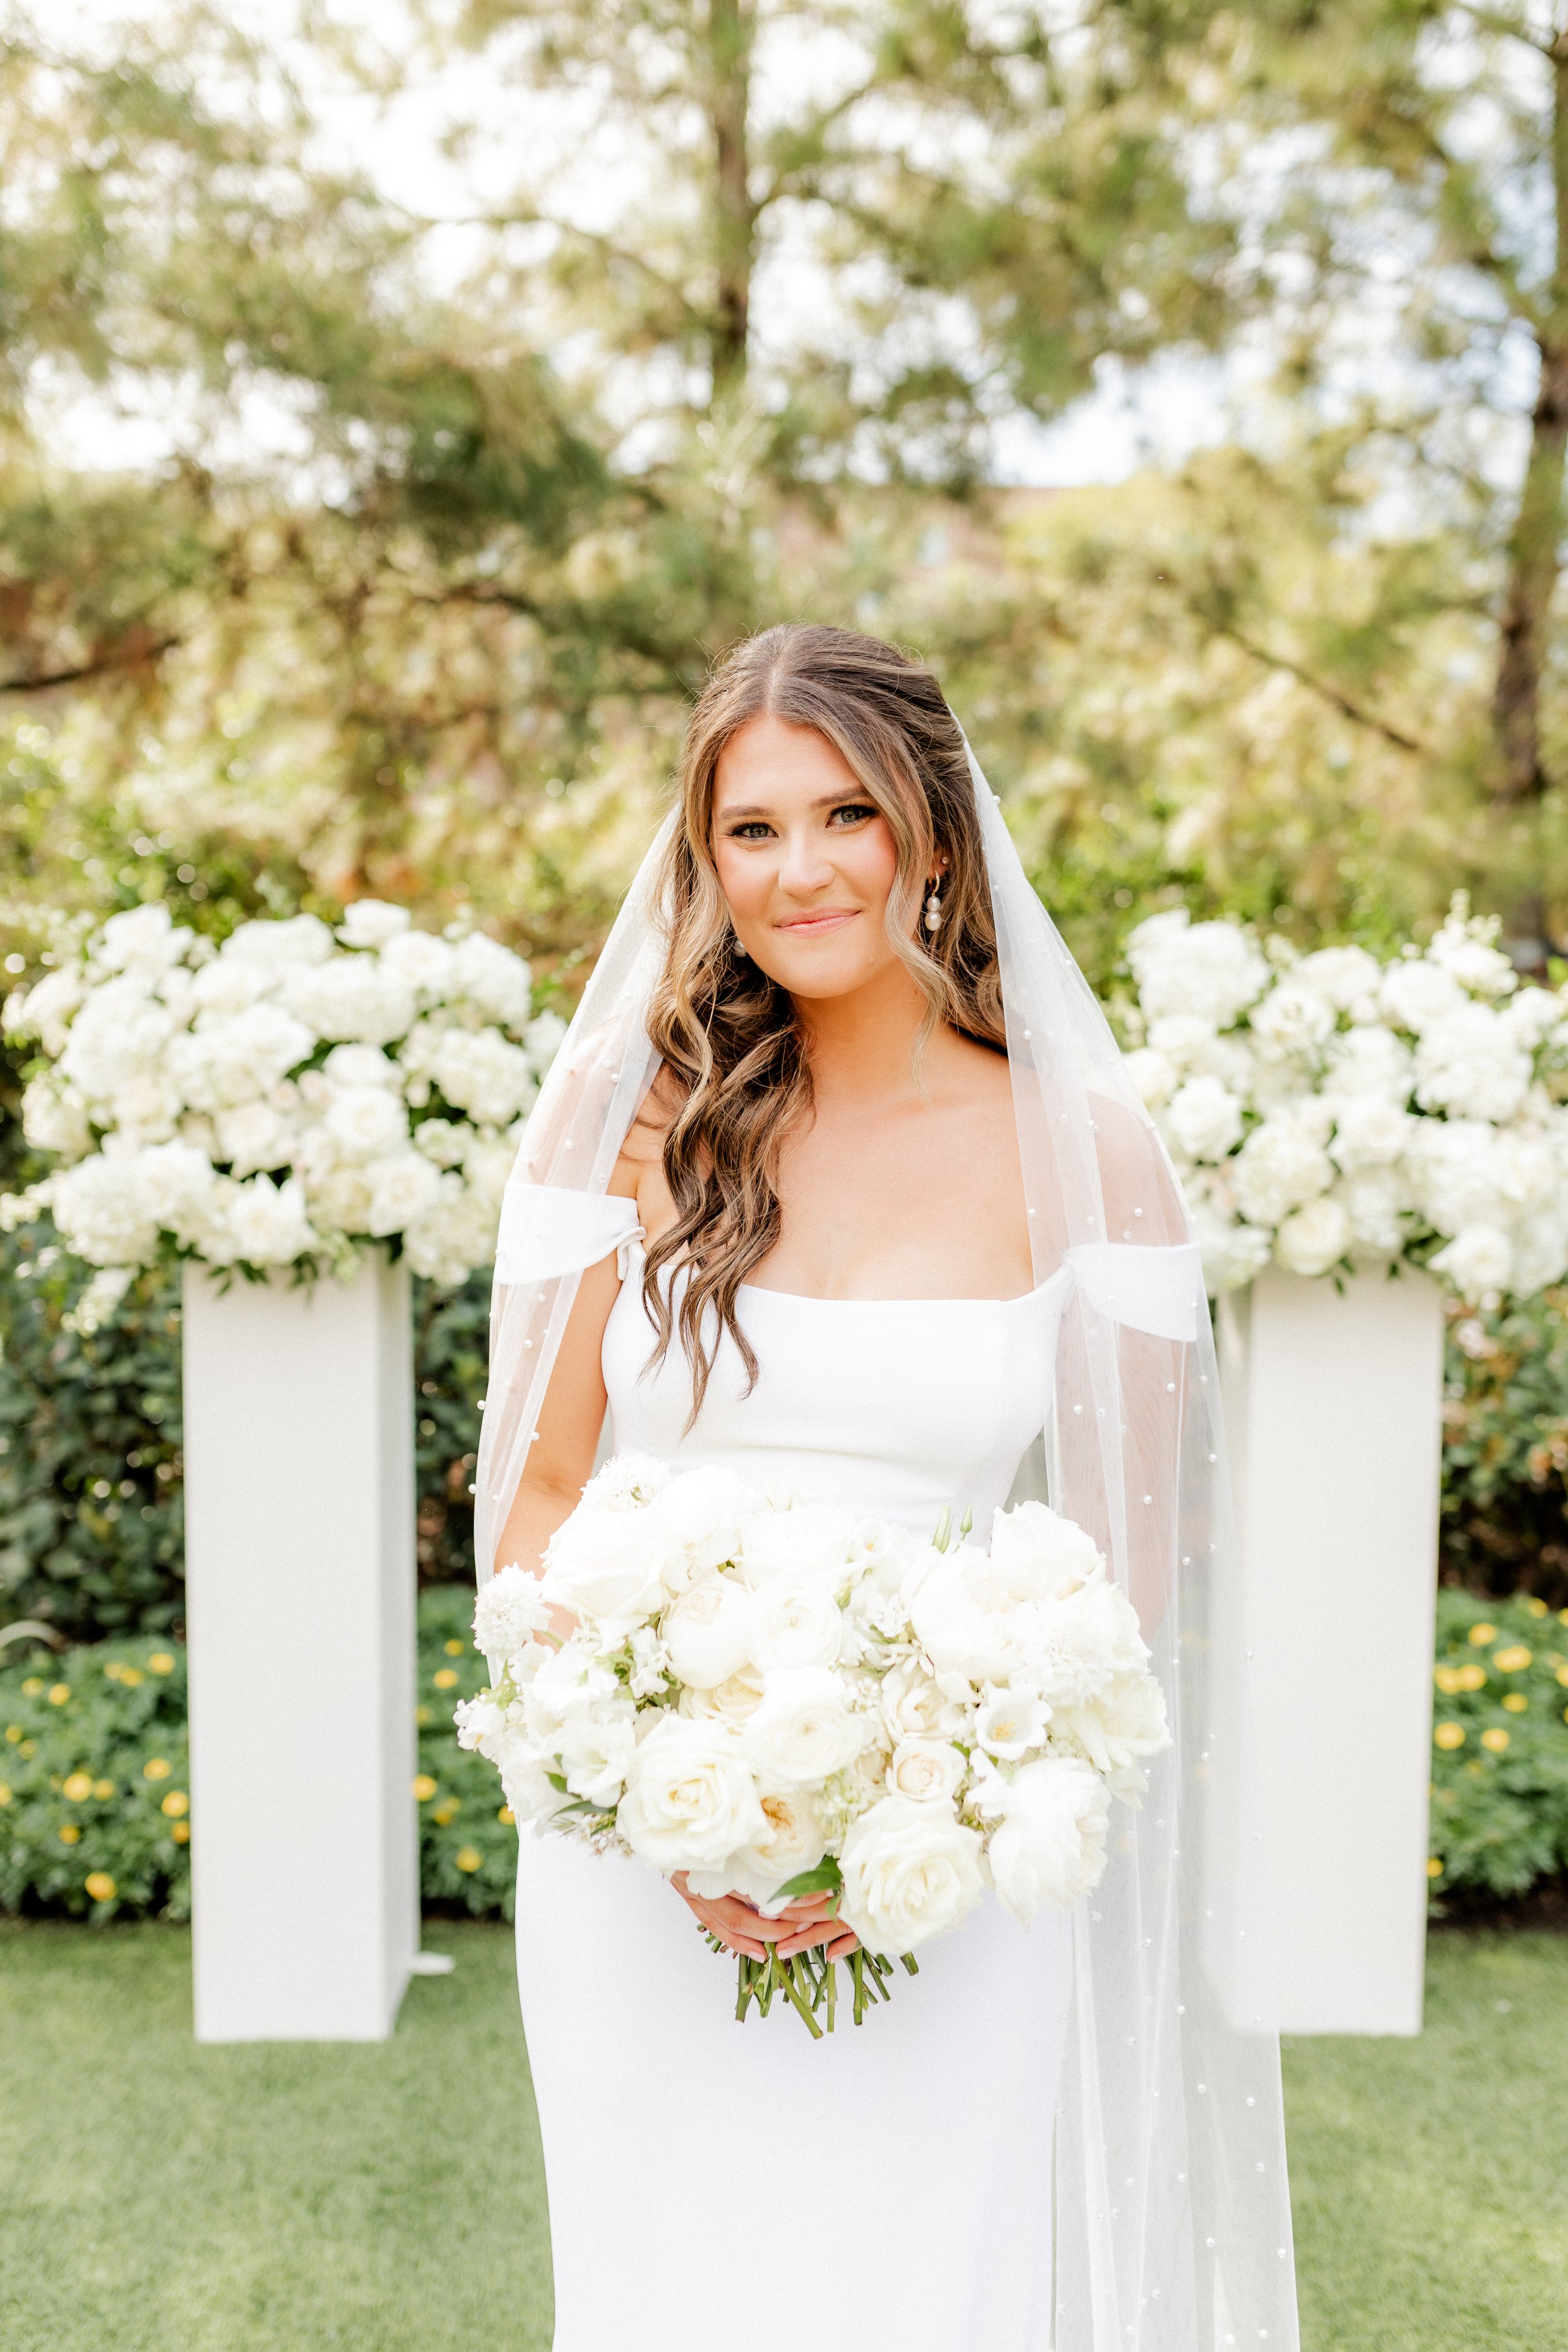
[{"x1": 603, "y1": 1246, "x2": 1071, "y2": 1536}]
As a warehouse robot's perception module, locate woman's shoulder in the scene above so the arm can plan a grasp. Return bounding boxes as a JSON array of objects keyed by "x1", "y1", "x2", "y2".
[{"x1": 617, "y1": 1062, "x2": 684, "y2": 1170}]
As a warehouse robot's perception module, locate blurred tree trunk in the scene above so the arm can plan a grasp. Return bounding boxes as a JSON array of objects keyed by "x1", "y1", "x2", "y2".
[{"x1": 707, "y1": 0, "x2": 755, "y2": 401}]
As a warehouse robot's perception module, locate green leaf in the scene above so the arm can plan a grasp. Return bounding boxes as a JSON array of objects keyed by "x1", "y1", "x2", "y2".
[{"x1": 773, "y1": 1858, "x2": 844, "y2": 1901}]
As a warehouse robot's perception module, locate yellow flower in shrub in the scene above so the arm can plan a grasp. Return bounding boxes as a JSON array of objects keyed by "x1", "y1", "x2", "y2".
[
  {"x1": 443, "y1": 1640, "x2": 464, "y2": 1657},
  {"x1": 1468, "y1": 1623, "x2": 1496, "y2": 1646},
  {"x1": 1503, "y1": 1693, "x2": 1528, "y2": 1714},
  {"x1": 84, "y1": 1873, "x2": 116, "y2": 1902},
  {"x1": 142, "y1": 1757, "x2": 171, "y2": 1782},
  {"x1": 498, "y1": 1806, "x2": 515, "y2": 1826},
  {"x1": 1433, "y1": 1665, "x2": 1463, "y2": 1694},
  {"x1": 1427, "y1": 1858, "x2": 1444, "y2": 1879},
  {"x1": 1523, "y1": 1597, "x2": 1549, "y2": 1618},
  {"x1": 62, "y1": 1772, "x2": 93, "y2": 1801},
  {"x1": 92, "y1": 1780, "x2": 114, "y2": 1799},
  {"x1": 1434, "y1": 1722, "x2": 1466, "y2": 1751},
  {"x1": 21, "y1": 1678, "x2": 42, "y2": 1697},
  {"x1": 48, "y1": 1684, "x2": 70, "y2": 1706},
  {"x1": 0, "y1": 1783, "x2": 11, "y2": 1806},
  {"x1": 1456, "y1": 1663, "x2": 1486, "y2": 1691},
  {"x1": 148, "y1": 1654, "x2": 174, "y2": 1675},
  {"x1": 171, "y1": 1821, "x2": 190, "y2": 1845},
  {"x1": 433, "y1": 1669, "x2": 458, "y2": 1690},
  {"x1": 454, "y1": 1846, "x2": 482, "y2": 1873},
  {"x1": 6, "y1": 1725, "x2": 22, "y2": 1743},
  {"x1": 1481, "y1": 1727, "x2": 1511, "y2": 1753},
  {"x1": 58, "y1": 1823, "x2": 80, "y2": 1845},
  {"x1": 161, "y1": 1791, "x2": 189, "y2": 1818},
  {"x1": 1493, "y1": 1645, "x2": 1532, "y2": 1673},
  {"x1": 412, "y1": 1774, "x2": 438, "y2": 1802}
]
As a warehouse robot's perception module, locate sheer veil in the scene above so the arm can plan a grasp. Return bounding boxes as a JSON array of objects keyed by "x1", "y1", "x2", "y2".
[{"x1": 475, "y1": 746, "x2": 1300, "y2": 2352}]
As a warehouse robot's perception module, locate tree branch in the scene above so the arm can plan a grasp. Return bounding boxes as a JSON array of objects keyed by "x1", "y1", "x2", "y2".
[
  {"x1": 1205, "y1": 618, "x2": 1431, "y2": 756},
  {"x1": 0, "y1": 637, "x2": 181, "y2": 696}
]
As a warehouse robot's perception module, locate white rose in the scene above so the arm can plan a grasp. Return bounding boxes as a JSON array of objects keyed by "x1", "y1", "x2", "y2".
[
  {"x1": 215, "y1": 1100, "x2": 294, "y2": 1177},
  {"x1": 1126, "y1": 911, "x2": 1270, "y2": 1027},
  {"x1": 1191, "y1": 1202, "x2": 1273, "y2": 1293},
  {"x1": 880, "y1": 1661, "x2": 964, "y2": 1743},
  {"x1": 886, "y1": 1737, "x2": 967, "y2": 1804},
  {"x1": 1328, "y1": 1097, "x2": 1413, "y2": 1172},
  {"x1": 1321, "y1": 1024, "x2": 1414, "y2": 1105},
  {"x1": 738, "y1": 1502, "x2": 860, "y2": 1587},
  {"x1": 380, "y1": 928, "x2": 457, "y2": 993},
  {"x1": 1248, "y1": 980, "x2": 1337, "y2": 1060},
  {"x1": 1379, "y1": 957, "x2": 1466, "y2": 1034},
  {"x1": 422, "y1": 1025, "x2": 538, "y2": 1126},
  {"x1": 1295, "y1": 944, "x2": 1383, "y2": 1017},
  {"x1": 680, "y1": 1661, "x2": 768, "y2": 1725},
  {"x1": 95, "y1": 903, "x2": 193, "y2": 978},
  {"x1": 1164, "y1": 1075, "x2": 1243, "y2": 1163},
  {"x1": 402, "y1": 1184, "x2": 497, "y2": 1283},
  {"x1": 50, "y1": 1156, "x2": 160, "y2": 1267},
  {"x1": 325, "y1": 1085, "x2": 409, "y2": 1162},
  {"x1": 1414, "y1": 1005, "x2": 1531, "y2": 1124},
  {"x1": 1411, "y1": 1119, "x2": 1507, "y2": 1236},
  {"x1": 1232, "y1": 1114, "x2": 1333, "y2": 1227},
  {"x1": 983, "y1": 1500, "x2": 1104, "y2": 1606},
  {"x1": 541, "y1": 1505, "x2": 675, "y2": 1637},
  {"x1": 282, "y1": 958, "x2": 416, "y2": 1049},
  {"x1": 222, "y1": 914, "x2": 334, "y2": 968},
  {"x1": 21, "y1": 1078, "x2": 93, "y2": 1157},
  {"x1": 226, "y1": 1173, "x2": 317, "y2": 1266},
  {"x1": 1274, "y1": 1195, "x2": 1351, "y2": 1278},
  {"x1": 1431, "y1": 1223, "x2": 1514, "y2": 1301},
  {"x1": 743, "y1": 1668, "x2": 865, "y2": 1786},
  {"x1": 975, "y1": 1687, "x2": 1049, "y2": 1761},
  {"x1": 558, "y1": 1701, "x2": 638, "y2": 1809},
  {"x1": 192, "y1": 958, "x2": 275, "y2": 1016},
  {"x1": 985, "y1": 1757, "x2": 1112, "y2": 1924},
  {"x1": 134, "y1": 1140, "x2": 218, "y2": 1234},
  {"x1": 617, "y1": 1717, "x2": 765, "y2": 1892},
  {"x1": 337, "y1": 900, "x2": 411, "y2": 949},
  {"x1": 1337, "y1": 1172, "x2": 1407, "y2": 1256},
  {"x1": 650, "y1": 1466, "x2": 756, "y2": 1592},
  {"x1": 363, "y1": 1150, "x2": 445, "y2": 1236},
  {"x1": 321, "y1": 1042, "x2": 401, "y2": 1090},
  {"x1": 474, "y1": 1564, "x2": 553, "y2": 1661},
  {"x1": 168, "y1": 1004, "x2": 314, "y2": 1110},
  {"x1": 452, "y1": 931, "x2": 534, "y2": 1027},
  {"x1": 1124, "y1": 1047, "x2": 1177, "y2": 1110},
  {"x1": 837, "y1": 1795, "x2": 986, "y2": 1956},
  {"x1": 661, "y1": 1575, "x2": 756, "y2": 1690},
  {"x1": 750, "y1": 1577, "x2": 844, "y2": 1672},
  {"x1": 724, "y1": 1786, "x2": 827, "y2": 1910},
  {"x1": 413, "y1": 1117, "x2": 471, "y2": 1168}
]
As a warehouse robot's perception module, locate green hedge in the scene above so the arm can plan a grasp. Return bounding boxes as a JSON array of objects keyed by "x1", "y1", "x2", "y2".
[
  {"x1": 1428, "y1": 1587, "x2": 1568, "y2": 1903},
  {"x1": 1441, "y1": 1290, "x2": 1568, "y2": 1611},
  {"x1": 0, "y1": 1587, "x2": 516, "y2": 1922}
]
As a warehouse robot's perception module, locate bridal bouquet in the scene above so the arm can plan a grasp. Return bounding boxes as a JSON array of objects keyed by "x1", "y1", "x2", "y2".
[{"x1": 458, "y1": 1454, "x2": 1169, "y2": 2034}]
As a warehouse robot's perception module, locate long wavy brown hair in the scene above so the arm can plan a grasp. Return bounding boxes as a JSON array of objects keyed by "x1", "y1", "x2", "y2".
[{"x1": 640, "y1": 622, "x2": 1005, "y2": 1416}]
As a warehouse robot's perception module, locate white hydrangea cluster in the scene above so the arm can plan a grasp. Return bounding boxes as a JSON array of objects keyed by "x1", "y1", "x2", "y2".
[
  {"x1": 1122, "y1": 900, "x2": 1568, "y2": 1303},
  {"x1": 2, "y1": 899, "x2": 564, "y2": 1288}
]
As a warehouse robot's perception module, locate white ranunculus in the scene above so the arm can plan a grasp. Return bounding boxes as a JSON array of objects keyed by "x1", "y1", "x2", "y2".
[
  {"x1": 1328, "y1": 1096, "x2": 1413, "y2": 1172},
  {"x1": 661, "y1": 1574, "x2": 756, "y2": 1690},
  {"x1": 474, "y1": 1564, "x2": 553, "y2": 1661},
  {"x1": 1248, "y1": 980, "x2": 1337, "y2": 1060},
  {"x1": 541, "y1": 1505, "x2": 675, "y2": 1637},
  {"x1": 1431, "y1": 1222, "x2": 1514, "y2": 1301},
  {"x1": 743, "y1": 1668, "x2": 866, "y2": 1786},
  {"x1": 558, "y1": 1701, "x2": 638, "y2": 1809},
  {"x1": 985, "y1": 1757, "x2": 1112, "y2": 1924},
  {"x1": 680, "y1": 1661, "x2": 768, "y2": 1725},
  {"x1": 321, "y1": 1042, "x2": 401, "y2": 1090},
  {"x1": 886, "y1": 1737, "x2": 967, "y2": 1804},
  {"x1": 724, "y1": 1786, "x2": 827, "y2": 1910},
  {"x1": 1125, "y1": 910, "x2": 1270, "y2": 1027},
  {"x1": 1274, "y1": 1195, "x2": 1352, "y2": 1278},
  {"x1": 215, "y1": 1100, "x2": 294, "y2": 1177},
  {"x1": 617, "y1": 1717, "x2": 765, "y2": 1892},
  {"x1": 1124, "y1": 1047, "x2": 1177, "y2": 1110},
  {"x1": 1414, "y1": 1004, "x2": 1531, "y2": 1125},
  {"x1": 1164, "y1": 1075, "x2": 1243, "y2": 1163},
  {"x1": 225, "y1": 1173, "x2": 317, "y2": 1266},
  {"x1": 362, "y1": 1150, "x2": 444, "y2": 1237},
  {"x1": 428, "y1": 1025, "x2": 538, "y2": 1126},
  {"x1": 983, "y1": 1500, "x2": 1104, "y2": 1606},
  {"x1": 452, "y1": 931, "x2": 534, "y2": 1027},
  {"x1": 837, "y1": 1794, "x2": 986, "y2": 1955},
  {"x1": 750, "y1": 1577, "x2": 844, "y2": 1672},
  {"x1": 222, "y1": 913, "x2": 334, "y2": 968},
  {"x1": 975, "y1": 1687, "x2": 1048, "y2": 1761},
  {"x1": 650, "y1": 1465, "x2": 755, "y2": 1592},
  {"x1": 1232, "y1": 1114, "x2": 1334, "y2": 1227},
  {"x1": 738, "y1": 1502, "x2": 861, "y2": 1587},
  {"x1": 50, "y1": 1155, "x2": 160, "y2": 1267},
  {"x1": 1379, "y1": 956, "x2": 1466, "y2": 1035},
  {"x1": 282, "y1": 958, "x2": 416, "y2": 1049},
  {"x1": 338, "y1": 900, "x2": 411, "y2": 949},
  {"x1": 324, "y1": 1084, "x2": 409, "y2": 1162}
]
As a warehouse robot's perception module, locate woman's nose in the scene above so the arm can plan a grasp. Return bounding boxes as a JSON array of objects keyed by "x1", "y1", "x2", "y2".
[{"x1": 777, "y1": 825, "x2": 834, "y2": 896}]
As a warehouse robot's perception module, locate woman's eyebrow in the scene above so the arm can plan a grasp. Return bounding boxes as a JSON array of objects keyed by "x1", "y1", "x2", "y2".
[{"x1": 719, "y1": 790, "x2": 866, "y2": 820}]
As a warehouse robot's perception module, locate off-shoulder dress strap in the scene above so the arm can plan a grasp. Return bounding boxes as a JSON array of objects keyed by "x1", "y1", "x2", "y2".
[
  {"x1": 1062, "y1": 1240, "x2": 1204, "y2": 1342},
  {"x1": 494, "y1": 1183, "x2": 645, "y2": 1285}
]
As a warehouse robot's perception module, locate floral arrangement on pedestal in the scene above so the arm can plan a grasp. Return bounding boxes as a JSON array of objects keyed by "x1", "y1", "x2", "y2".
[
  {"x1": 1120, "y1": 899, "x2": 1568, "y2": 1303},
  {"x1": 1, "y1": 900, "x2": 563, "y2": 1317}
]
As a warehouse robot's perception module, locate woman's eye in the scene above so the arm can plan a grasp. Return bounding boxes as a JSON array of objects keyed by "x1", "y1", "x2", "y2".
[
  {"x1": 828, "y1": 803, "x2": 877, "y2": 827},
  {"x1": 728, "y1": 821, "x2": 775, "y2": 841}
]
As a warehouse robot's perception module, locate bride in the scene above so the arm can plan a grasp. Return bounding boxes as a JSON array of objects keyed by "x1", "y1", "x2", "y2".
[{"x1": 475, "y1": 625, "x2": 1300, "y2": 2352}]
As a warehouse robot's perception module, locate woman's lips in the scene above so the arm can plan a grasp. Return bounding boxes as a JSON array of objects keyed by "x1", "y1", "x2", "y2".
[{"x1": 774, "y1": 909, "x2": 859, "y2": 935}]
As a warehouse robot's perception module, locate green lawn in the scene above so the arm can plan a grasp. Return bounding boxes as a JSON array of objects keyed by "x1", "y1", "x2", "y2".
[{"x1": 1, "y1": 1917, "x2": 1564, "y2": 2351}]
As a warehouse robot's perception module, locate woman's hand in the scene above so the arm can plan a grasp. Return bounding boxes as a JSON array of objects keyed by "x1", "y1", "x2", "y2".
[{"x1": 672, "y1": 1875, "x2": 859, "y2": 1963}]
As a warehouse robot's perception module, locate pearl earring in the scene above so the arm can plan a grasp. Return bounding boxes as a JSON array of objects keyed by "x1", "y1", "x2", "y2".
[{"x1": 924, "y1": 877, "x2": 943, "y2": 934}]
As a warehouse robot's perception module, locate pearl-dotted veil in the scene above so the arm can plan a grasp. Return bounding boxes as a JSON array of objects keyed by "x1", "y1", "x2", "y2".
[{"x1": 475, "y1": 745, "x2": 1300, "y2": 2352}]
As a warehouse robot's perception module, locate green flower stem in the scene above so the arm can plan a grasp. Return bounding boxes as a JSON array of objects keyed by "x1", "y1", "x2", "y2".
[{"x1": 780, "y1": 1957, "x2": 824, "y2": 2039}]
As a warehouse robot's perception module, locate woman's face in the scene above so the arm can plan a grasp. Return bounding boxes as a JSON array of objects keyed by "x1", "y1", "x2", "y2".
[{"x1": 710, "y1": 713, "x2": 919, "y2": 1002}]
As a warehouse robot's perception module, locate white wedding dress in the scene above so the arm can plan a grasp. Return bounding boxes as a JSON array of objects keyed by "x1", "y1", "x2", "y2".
[{"x1": 512, "y1": 1244, "x2": 1078, "y2": 2352}]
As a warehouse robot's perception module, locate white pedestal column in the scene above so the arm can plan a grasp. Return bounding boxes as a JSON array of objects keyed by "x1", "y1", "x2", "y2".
[
  {"x1": 1217, "y1": 1266, "x2": 1444, "y2": 2036},
  {"x1": 182, "y1": 1253, "x2": 419, "y2": 2042}
]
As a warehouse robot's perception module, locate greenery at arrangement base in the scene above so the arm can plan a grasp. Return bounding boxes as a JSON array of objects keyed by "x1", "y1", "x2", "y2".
[
  {"x1": 0, "y1": 1587, "x2": 516, "y2": 1924},
  {"x1": 1427, "y1": 1587, "x2": 1568, "y2": 1905}
]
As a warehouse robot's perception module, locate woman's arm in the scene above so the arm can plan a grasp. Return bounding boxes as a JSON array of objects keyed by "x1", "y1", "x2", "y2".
[{"x1": 493, "y1": 1246, "x2": 623, "y2": 1581}]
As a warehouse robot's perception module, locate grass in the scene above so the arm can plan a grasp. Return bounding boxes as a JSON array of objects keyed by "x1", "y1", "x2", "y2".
[{"x1": 1, "y1": 1917, "x2": 1565, "y2": 2350}]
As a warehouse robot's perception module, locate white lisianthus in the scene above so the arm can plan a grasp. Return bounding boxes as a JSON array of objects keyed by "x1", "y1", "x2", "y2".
[
  {"x1": 1274, "y1": 1195, "x2": 1352, "y2": 1278},
  {"x1": 474, "y1": 1564, "x2": 553, "y2": 1661},
  {"x1": 617, "y1": 1717, "x2": 766, "y2": 1892},
  {"x1": 984, "y1": 1757, "x2": 1112, "y2": 1924},
  {"x1": 837, "y1": 1795, "x2": 986, "y2": 1956},
  {"x1": 660, "y1": 1575, "x2": 756, "y2": 1690},
  {"x1": 886, "y1": 1737, "x2": 967, "y2": 1804},
  {"x1": 743, "y1": 1668, "x2": 866, "y2": 1786},
  {"x1": 974, "y1": 1687, "x2": 1049, "y2": 1761}
]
